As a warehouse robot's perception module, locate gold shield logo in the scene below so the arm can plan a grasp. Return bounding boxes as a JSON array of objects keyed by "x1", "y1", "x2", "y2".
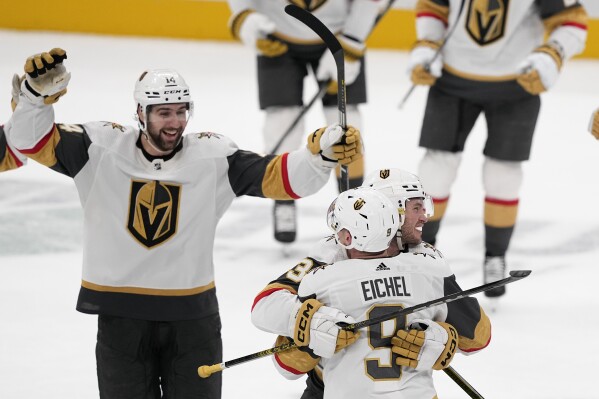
[
  {"x1": 127, "y1": 180, "x2": 181, "y2": 248},
  {"x1": 466, "y1": 0, "x2": 510, "y2": 46},
  {"x1": 354, "y1": 198, "x2": 366, "y2": 210},
  {"x1": 379, "y1": 169, "x2": 390, "y2": 179}
]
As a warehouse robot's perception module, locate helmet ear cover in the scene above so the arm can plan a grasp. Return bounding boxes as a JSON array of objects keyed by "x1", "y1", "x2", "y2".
[{"x1": 329, "y1": 187, "x2": 400, "y2": 253}]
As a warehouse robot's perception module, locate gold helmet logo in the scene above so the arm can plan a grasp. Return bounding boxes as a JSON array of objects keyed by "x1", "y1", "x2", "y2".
[
  {"x1": 127, "y1": 180, "x2": 181, "y2": 248},
  {"x1": 466, "y1": 0, "x2": 509, "y2": 46},
  {"x1": 379, "y1": 169, "x2": 390, "y2": 179},
  {"x1": 354, "y1": 198, "x2": 366, "y2": 210}
]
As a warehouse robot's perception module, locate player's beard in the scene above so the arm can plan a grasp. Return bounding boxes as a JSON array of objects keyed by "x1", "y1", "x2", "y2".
[
  {"x1": 401, "y1": 222, "x2": 423, "y2": 245},
  {"x1": 146, "y1": 124, "x2": 184, "y2": 153}
]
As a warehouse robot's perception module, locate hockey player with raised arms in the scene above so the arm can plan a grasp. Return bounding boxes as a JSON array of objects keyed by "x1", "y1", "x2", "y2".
[
  {"x1": 7, "y1": 48, "x2": 362, "y2": 398},
  {"x1": 251, "y1": 169, "x2": 490, "y2": 398},
  {"x1": 409, "y1": 0, "x2": 588, "y2": 298},
  {"x1": 226, "y1": 0, "x2": 381, "y2": 243}
]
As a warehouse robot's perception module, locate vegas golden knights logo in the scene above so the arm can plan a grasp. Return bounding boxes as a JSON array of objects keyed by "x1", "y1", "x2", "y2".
[
  {"x1": 354, "y1": 198, "x2": 366, "y2": 210},
  {"x1": 466, "y1": 0, "x2": 510, "y2": 46},
  {"x1": 127, "y1": 180, "x2": 181, "y2": 248},
  {"x1": 379, "y1": 169, "x2": 390, "y2": 179}
]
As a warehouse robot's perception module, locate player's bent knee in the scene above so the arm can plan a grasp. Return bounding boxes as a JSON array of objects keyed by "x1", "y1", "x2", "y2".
[{"x1": 483, "y1": 157, "x2": 523, "y2": 199}]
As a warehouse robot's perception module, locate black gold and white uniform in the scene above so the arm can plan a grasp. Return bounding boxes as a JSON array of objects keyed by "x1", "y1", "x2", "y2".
[
  {"x1": 251, "y1": 236, "x2": 490, "y2": 397},
  {"x1": 227, "y1": 0, "x2": 381, "y2": 187},
  {"x1": 228, "y1": 0, "x2": 380, "y2": 109},
  {"x1": 0, "y1": 123, "x2": 26, "y2": 172},
  {"x1": 415, "y1": 0, "x2": 587, "y2": 258},
  {"x1": 297, "y1": 246, "x2": 490, "y2": 399},
  {"x1": 8, "y1": 97, "x2": 334, "y2": 322}
]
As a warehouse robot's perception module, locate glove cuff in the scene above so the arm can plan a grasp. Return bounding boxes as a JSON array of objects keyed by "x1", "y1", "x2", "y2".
[
  {"x1": 413, "y1": 39, "x2": 442, "y2": 51},
  {"x1": 229, "y1": 9, "x2": 255, "y2": 40},
  {"x1": 338, "y1": 34, "x2": 365, "y2": 61},
  {"x1": 534, "y1": 42, "x2": 564, "y2": 70},
  {"x1": 432, "y1": 322, "x2": 459, "y2": 370},
  {"x1": 294, "y1": 299, "x2": 324, "y2": 347},
  {"x1": 307, "y1": 127, "x2": 326, "y2": 155}
]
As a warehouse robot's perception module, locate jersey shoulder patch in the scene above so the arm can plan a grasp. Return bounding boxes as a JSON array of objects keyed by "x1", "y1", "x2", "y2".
[
  {"x1": 307, "y1": 235, "x2": 346, "y2": 264},
  {"x1": 409, "y1": 241, "x2": 445, "y2": 258},
  {"x1": 185, "y1": 131, "x2": 238, "y2": 158},
  {"x1": 74, "y1": 121, "x2": 138, "y2": 147}
]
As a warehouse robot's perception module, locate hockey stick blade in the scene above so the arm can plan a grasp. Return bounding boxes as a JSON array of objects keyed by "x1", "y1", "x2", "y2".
[
  {"x1": 284, "y1": 4, "x2": 349, "y2": 189},
  {"x1": 339, "y1": 270, "x2": 531, "y2": 331},
  {"x1": 198, "y1": 270, "x2": 530, "y2": 378}
]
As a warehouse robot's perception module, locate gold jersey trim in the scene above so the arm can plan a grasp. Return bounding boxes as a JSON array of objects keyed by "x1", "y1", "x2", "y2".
[
  {"x1": 543, "y1": 6, "x2": 588, "y2": 34},
  {"x1": 81, "y1": 280, "x2": 216, "y2": 296},
  {"x1": 442, "y1": 64, "x2": 519, "y2": 82},
  {"x1": 459, "y1": 308, "x2": 492, "y2": 352},
  {"x1": 416, "y1": 0, "x2": 450, "y2": 22}
]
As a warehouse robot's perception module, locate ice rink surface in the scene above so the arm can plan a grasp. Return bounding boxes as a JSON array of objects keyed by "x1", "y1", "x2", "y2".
[{"x1": 1, "y1": 29, "x2": 598, "y2": 398}]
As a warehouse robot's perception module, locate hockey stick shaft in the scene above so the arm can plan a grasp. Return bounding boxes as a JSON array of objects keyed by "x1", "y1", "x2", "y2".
[
  {"x1": 339, "y1": 270, "x2": 531, "y2": 331},
  {"x1": 398, "y1": 0, "x2": 467, "y2": 109},
  {"x1": 272, "y1": 0, "x2": 399, "y2": 158},
  {"x1": 285, "y1": 4, "x2": 350, "y2": 190},
  {"x1": 443, "y1": 366, "x2": 485, "y2": 399},
  {"x1": 198, "y1": 270, "x2": 530, "y2": 378},
  {"x1": 270, "y1": 80, "x2": 329, "y2": 154}
]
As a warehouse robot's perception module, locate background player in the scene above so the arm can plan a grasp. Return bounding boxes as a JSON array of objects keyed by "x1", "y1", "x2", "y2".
[
  {"x1": 408, "y1": 0, "x2": 588, "y2": 297},
  {"x1": 226, "y1": 0, "x2": 383, "y2": 243}
]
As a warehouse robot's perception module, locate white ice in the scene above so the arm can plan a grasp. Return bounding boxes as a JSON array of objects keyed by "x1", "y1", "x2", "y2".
[{"x1": 1, "y1": 29, "x2": 598, "y2": 398}]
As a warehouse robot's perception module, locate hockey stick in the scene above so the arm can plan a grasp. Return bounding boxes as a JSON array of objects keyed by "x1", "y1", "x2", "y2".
[
  {"x1": 444, "y1": 366, "x2": 485, "y2": 399},
  {"x1": 398, "y1": 0, "x2": 467, "y2": 109},
  {"x1": 271, "y1": 0, "x2": 399, "y2": 156},
  {"x1": 270, "y1": 79, "x2": 329, "y2": 154},
  {"x1": 339, "y1": 269, "x2": 530, "y2": 330},
  {"x1": 285, "y1": 4, "x2": 349, "y2": 189},
  {"x1": 198, "y1": 270, "x2": 530, "y2": 378}
]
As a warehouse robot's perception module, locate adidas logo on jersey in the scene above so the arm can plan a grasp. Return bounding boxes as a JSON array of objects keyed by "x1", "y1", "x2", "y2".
[{"x1": 375, "y1": 263, "x2": 390, "y2": 271}]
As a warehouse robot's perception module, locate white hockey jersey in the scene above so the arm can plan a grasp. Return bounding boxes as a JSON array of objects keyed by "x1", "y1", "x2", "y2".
[
  {"x1": 416, "y1": 0, "x2": 588, "y2": 79},
  {"x1": 9, "y1": 96, "x2": 334, "y2": 321},
  {"x1": 252, "y1": 236, "x2": 490, "y2": 383},
  {"x1": 297, "y1": 251, "x2": 460, "y2": 399},
  {"x1": 228, "y1": 0, "x2": 383, "y2": 46}
]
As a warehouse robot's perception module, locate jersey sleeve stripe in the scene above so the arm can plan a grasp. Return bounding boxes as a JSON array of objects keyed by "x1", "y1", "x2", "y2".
[
  {"x1": 281, "y1": 153, "x2": 299, "y2": 199},
  {"x1": 0, "y1": 127, "x2": 23, "y2": 171},
  {"x1": 542, "y1": 5, "x2": 588, "y2": 33},
  {"x1": 562, "y1": 21, "x2": 588, "y2": 30},
  {"x1": 416, "y1": 12, "x2": 448, "y2": 25},
  {"x1": 458, "y1": 308, "x2": 492, "y2": 352},
  {"x1": 18, "y1": 124, "x2": 59, "y2": 167},
  {"x1": 251, "y1": 283, "x2": 298, "y2": 311},
  {"x1": 274, "y1": 353, "x2": 305, "y2": 375},
  {"x1": 261, "y1": 153, "x2": 300, "y2": 200},
  {"x1": 416, "y1": 0, "x2": 449, "y2": 24}
]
